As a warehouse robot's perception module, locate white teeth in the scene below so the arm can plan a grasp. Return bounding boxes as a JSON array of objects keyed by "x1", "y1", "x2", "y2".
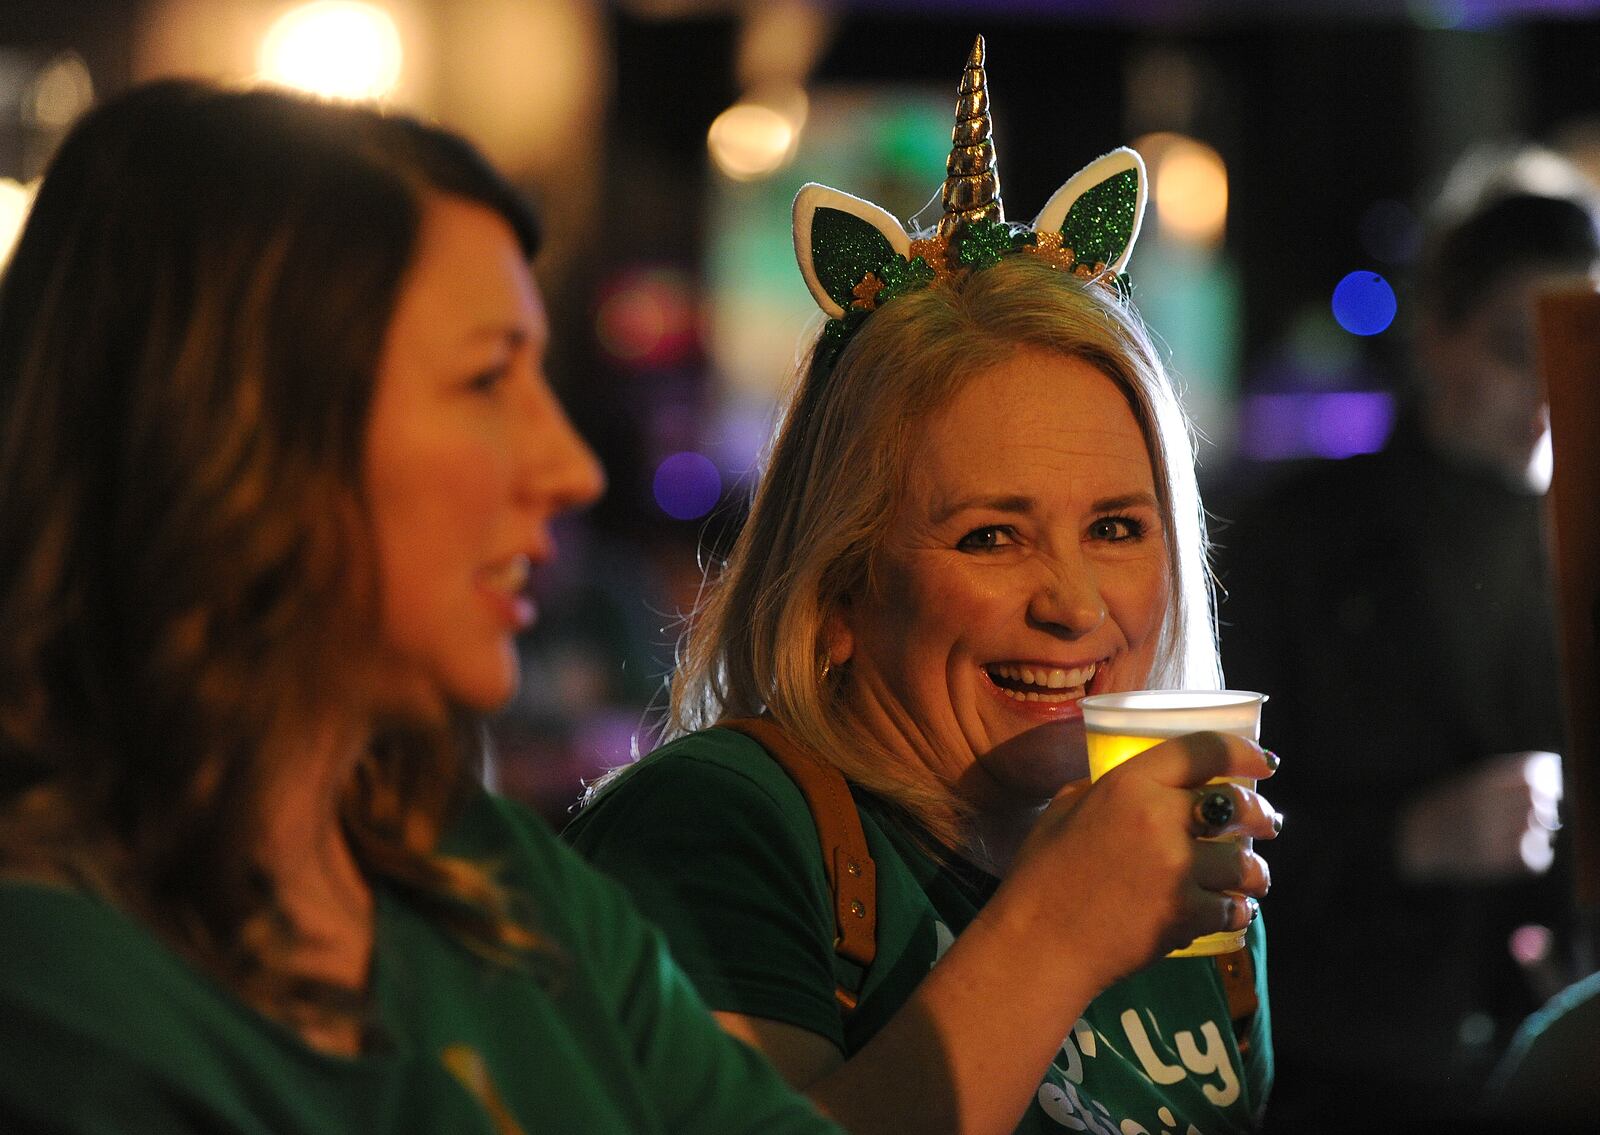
[
  {"x1": 486, "y1": 555, "x2": 530, "y2": 594},
  {"x1": 998, "y1": 687, "x2": 1069, "y2": 703},
  {"x1": 987, "y1": 661, "x2": 1097, "y2": 691}
]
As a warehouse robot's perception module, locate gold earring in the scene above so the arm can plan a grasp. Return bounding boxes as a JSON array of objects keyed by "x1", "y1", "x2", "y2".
[{"x1": 819, "y1": 655, "x2": 833, "y2": 683}]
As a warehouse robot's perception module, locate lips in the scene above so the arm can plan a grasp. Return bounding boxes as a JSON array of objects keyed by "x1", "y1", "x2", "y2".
[
  {"x1": 482, "y1": 554, "x2": 531, "y2": 595},
  {"x1": 479, "y1": 554, "x2": 535, "y2": 631}
]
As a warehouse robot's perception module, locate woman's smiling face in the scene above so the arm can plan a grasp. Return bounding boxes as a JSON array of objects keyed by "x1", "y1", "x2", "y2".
[{"x1": 837, "y1": 347, "x2": 1169, "y2": 809}]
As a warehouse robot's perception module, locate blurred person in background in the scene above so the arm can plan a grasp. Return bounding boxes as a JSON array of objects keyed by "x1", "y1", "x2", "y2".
[
  {"x1": 1217, "y1": 145, "x2": 1600, "y2": 1127},
  {"x1": 0, "y1": 80, "x2": 844, "y2": 1135}
]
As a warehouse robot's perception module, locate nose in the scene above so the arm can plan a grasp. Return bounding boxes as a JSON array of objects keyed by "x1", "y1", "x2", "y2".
[
  {"x1": 1026, "y1": 554, "x2": 1107, "y2": 638},
  {"x1": 517, "y1": 379, "x2": 606, "y2": 516}
]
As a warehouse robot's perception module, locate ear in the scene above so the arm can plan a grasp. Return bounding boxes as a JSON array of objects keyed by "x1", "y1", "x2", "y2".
[
  {"x1": 821, "y1": 604, "x2": 855, "y2": 667},
  {"x1": 1030, "y1": 147, "x2": 1147, "y2": 274},
  {"x1": 794, "y1": 183, "x2": 914, "y2": 319}
]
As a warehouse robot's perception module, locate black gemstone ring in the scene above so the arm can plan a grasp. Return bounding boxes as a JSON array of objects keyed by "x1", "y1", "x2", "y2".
[{"x1": 1195, "y1": 790, "x2": 1235, "y2": 833}]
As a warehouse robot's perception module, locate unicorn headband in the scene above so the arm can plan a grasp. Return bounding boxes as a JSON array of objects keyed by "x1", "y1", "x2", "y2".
[{"x1": 793, "y1": 35, "x2": 1148, "y2": 369}]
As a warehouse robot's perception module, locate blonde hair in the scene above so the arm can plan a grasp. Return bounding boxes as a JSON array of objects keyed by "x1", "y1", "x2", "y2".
[{"x1": 663, "y1": 256, "x2": 1218, "y2": 846}]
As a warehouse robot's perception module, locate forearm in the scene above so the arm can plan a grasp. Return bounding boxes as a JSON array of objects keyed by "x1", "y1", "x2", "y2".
[{"x1": 807, "y1": 906, "x2": 1103, "y2": 1135}]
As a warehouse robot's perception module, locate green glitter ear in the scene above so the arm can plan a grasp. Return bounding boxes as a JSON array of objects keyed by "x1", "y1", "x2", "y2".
[
  {"x1": 811, "y1": 208, "x2": 897, "y2": 309},
  {"x1": 1061, "y1": 170, "x2": 1138, "y2": 269},
  {"x1": 793, "y1": 183, "x2": 913, "y2": 319},
  {"x1": 1032, "y1": 148, "x2": 1147, "y2": 274}
]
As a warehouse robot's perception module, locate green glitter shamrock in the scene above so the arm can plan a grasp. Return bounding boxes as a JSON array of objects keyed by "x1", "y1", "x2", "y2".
[
  {"x1": 953, "y1": 219, "x2": 1032, "y2": 271},
  {"x1": 876, "y1": 255, "x2": 937, "y2": 302}
]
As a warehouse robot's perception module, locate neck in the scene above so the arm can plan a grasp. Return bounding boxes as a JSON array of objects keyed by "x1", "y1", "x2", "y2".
[
  {"x1": 962, "y1": 802, "x2": 1048, "y2": 875},
  {"x1": 259, "y1": 720, "x2": 375, "y2": 995}
]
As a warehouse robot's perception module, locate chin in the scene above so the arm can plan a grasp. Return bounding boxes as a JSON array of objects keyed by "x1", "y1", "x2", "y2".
[
  {"x1": 390, "y1": 663, "x2": 519, "y2": 720},
  {"x1": 450, "y1": 671, "x2": 520, "y2": 715},
  {"x1": 979, "y1": 719, "x2": 1090, "y2": 801}
]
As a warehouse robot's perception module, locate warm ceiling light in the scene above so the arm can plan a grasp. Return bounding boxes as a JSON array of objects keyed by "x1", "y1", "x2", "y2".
[
  {"x1": 27, "y1": 53, "x2": 95, "y2": 129},
  {"x1": 258, "y1": 1, "x2": 403, "y2": 101},
  {"x1": 1138, "y1": 132, "x2": 1229, "y2": 247},
  {"x1": 0, "y1": 179, "x2": 38, "y2": 270},
  {"x1": 707, "y1": 99, "x2": 798, "y2": 182}
]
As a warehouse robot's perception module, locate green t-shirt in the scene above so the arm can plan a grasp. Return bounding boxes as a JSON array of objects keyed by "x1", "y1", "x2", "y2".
[
  {"x1": 1488, "y1": 968, "x2": 1600, "y2": 1121},
  {"x1": 566, "y1": 727, "x2": 1273, "y2": 1135},
  {"x1": 0, "y1": 791, "x2": 842, "y2": 1135}
]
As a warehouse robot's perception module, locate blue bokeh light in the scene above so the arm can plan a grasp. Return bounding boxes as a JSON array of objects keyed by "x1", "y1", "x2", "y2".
[
  {"x1": 1331, "y1": 271, "x2": 1398, "y2": 336},
  {"x1": 652, "y1": 451, "x2": 722, "y2": 520}
]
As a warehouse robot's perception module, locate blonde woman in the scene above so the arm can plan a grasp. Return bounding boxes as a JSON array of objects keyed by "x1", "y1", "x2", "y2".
[{"x1": 568, "y1": 40, "x2": 1281, "y2": 1135}]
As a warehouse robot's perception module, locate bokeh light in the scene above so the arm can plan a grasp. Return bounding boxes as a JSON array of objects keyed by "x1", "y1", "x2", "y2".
[
  {"x1": 652, "y1": 452, "x2": 722, "y2": 520},
  {"x1": 1509, "y1": 923, "x2": 1553, "y2": 967},
  {"x1": 0, "y1": 179, "x2": 38, "y2": 271},
  {"x1": 595, "y1": 268, "x2": 698, "y2": 368},
  {"x1": 1240, "y1": 391, "x2": 1396, "y2": 461},
  {"x1": 26, "y1": 53, "x2": 95, "y2": 130},
  {"x1": 1331, "y1": 270, "x2": 1398, "y2": 335},
  {"x1": 1136, "y1": 132, "x2": 1228, "y2": 247},
  {"x1": 707, "y1": 91, "x2": 805, "y2": 182},
  {"x1": 258, "y1": 1, "x2": 403, "y2": 101}
]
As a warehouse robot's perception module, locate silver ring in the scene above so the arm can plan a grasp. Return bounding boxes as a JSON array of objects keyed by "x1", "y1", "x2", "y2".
[{"x1": 1194, "y1": 789, "x2": 1235, "y2": 833}]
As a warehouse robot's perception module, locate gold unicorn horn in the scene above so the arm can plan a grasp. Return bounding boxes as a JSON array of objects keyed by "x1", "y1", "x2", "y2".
[{"x1": 938, "y1": 35, "x2": 1003, "y2": 239}]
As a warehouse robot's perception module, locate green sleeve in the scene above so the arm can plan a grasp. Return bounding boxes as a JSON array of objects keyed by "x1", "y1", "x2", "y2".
[
  {"x1": 484, "y1": 796, "x2": 844, "y2": 1135},
  {"x1": 563, "y1": 734, "x2": 848, "y2": 1052}
]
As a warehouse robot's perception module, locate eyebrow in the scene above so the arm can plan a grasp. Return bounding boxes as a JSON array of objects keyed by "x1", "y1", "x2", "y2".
[
  {"x1": 462, "y1": 326, "x2": 531, "y2": 349},
  {"x1": 930, "y1": 490, "x2": 1160, "y2": 524}
]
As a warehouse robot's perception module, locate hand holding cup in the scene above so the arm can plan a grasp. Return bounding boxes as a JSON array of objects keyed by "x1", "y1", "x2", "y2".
[
  {"x1": 993, "y1": 720, "x2": 1279, "y2": 993},
  {"x1": 1081, "y1": 690, "x2": 1276, "y2": 957}
]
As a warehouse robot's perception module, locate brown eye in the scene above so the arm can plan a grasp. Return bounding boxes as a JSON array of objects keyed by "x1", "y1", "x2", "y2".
[
  {"x1": 1089, "y1": 515, "x2": 1144, "y2": 542},
  {"x1": 467, "y1": 365, "x2": 510, "y2": 394},
  {"x1": 958, "y1": 526, "x2": 1015, "y2": 551}
]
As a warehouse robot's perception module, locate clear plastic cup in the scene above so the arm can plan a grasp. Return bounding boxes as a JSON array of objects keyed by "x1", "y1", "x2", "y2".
[{"x1": 1079, "y1": 690, "x2": 1267, "y2": 957}]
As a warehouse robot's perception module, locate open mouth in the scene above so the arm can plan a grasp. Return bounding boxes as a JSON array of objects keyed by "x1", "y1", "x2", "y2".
[
  {"x1": 479, "y1": 554, "x2": 536, "y2": 631},
  {"x1": 482, "y1": 554, "x2": 532, "y2": 596},
  {"x1": 983, "y1": 661, "x2": 1097, "y2": 704}
]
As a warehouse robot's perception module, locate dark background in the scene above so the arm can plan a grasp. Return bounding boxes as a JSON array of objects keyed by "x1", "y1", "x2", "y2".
[{"x1": 3, "y1": 0, "x2": 1597, "y2": 809}]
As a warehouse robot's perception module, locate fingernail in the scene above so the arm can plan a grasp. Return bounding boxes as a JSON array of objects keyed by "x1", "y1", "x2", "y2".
[
  {"x1": 1262, "y1": 749, "x2": 1280, "y2": 773},
  {"x1": 1272, "y1": 812, "x2": 1284, "y2": 835},
  {"x1": 1246, "y1": 896, "x2": 1260, "y2": 922}
]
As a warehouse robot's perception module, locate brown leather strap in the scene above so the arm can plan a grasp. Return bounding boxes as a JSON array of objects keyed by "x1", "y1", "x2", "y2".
[
  {"x1": 1214, "y1": 947, "x2": 1259, "y2": 1055},
  {"x1": 719, "y1": 717, "x2": 1257, "y2": 1040},
  {"x1": 718, "y1": 717, "x2": 878, "y2": 1008}
]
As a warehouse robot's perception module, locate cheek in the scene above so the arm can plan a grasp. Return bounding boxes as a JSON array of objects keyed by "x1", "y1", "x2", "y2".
[
  {"x1": 858, "y1": 560, "x2": 984, "y2": 683},
  {"x1": 1108, "y1": 557, "x2": 1170, "y2": 652},
  {"x1": 899, "y1": 566, "x2": 1010, "y2": 658},
  {"x1": 367, "y1": 440, "x2": 502, "y2": 618}
]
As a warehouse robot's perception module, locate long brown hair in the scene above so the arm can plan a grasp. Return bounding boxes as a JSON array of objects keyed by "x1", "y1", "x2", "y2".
[
  {"x1": 662, "y1": 256, "x2": 1219, "y2": 848},
  {"x1": 0, "y1": 81, "x2": 544, "y2": 1024}
]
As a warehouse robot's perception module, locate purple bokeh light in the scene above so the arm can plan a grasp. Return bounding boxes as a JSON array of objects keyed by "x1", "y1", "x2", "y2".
[
  {"x1": 1240, "y1": 391, "x2": 1397, "y2": 461},
  {"x1": 652, "y1": 451, "x2": 722, "y2": 520}
]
